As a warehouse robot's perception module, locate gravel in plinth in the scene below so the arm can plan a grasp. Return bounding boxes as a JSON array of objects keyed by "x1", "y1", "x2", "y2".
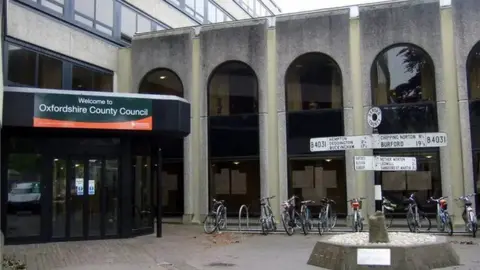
[{"x1": 307, "y1": 232, "x2": 459, "y2": 270}]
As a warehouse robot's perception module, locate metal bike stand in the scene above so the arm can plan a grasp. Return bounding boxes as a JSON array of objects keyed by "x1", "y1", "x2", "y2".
[{"x1": 238, "y1": 204, "x2": 250, "y2": 232}]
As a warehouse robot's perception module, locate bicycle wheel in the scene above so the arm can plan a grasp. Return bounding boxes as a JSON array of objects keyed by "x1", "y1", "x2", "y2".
[
  {"x1": 406, "y1": 211, "x2": 416, "y2": 233},
  {"x1": 318, "y1": 213, "x2": 325, "y2": 235},
  {"x1": 304, "y1": 208, "x2": 313, "y2": 231},
  {"x1": 418, "y1": 213, "x2": 432, "y2": 232},
  {"x1": 385, "y1": 212, "x2": 393, "y2": 229},
  {"x1": 260, "y1": 217, "x2": 268, "y2": 235},
  {"x1": 329, "y1": 209, "x2": 337, "y2": 230},
  {"x1": 281, "y1": 212, "x2": 294, "y2": 236},
  {"x1": 472, "y1": 222, "x2": 477, "y2": 238},
  {"x1": 352, "y1": 213, "x2": 357, "y2": 232},
  {"x1": 216, "y1": 206, "x2": 227, "y2": 231},
  {"x1": 203, "y1": 214, "x2": 217, "y2": 234},
  {"x1": 299, "y1": 213, "x2": 308, "y2": 235}
]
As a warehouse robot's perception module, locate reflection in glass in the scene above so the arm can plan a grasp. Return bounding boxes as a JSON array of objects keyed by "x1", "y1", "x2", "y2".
[
  {"x1": 371, "y1": 45, "x2": 436, "y2": 105},
  {"x1": 374, "y1": 151, "x2": 441, "y2": 214},
  {"x1": 70, "y1": 160, "x2": 84, "y2": 237},
  {"x1": 285, "y1": 53, "x2": 343, "y2": 111},
  {"x1": 52, "y1": 158, "x2": 66, "y2": 238},
  {"x1": 209, "y1": 160, "x2": 260, "y2": 215},
  {"x1": 288, "y1": 158, "x2": 347, "y2": 214},
  {"x1": 88, "y1": 159, "x2": 102, "y2": 237},
  {"x1": 6, "y1": 154, "x2": 42, "y2": 238},
  {"x1": 376, "y1": 104, "x2": 437, "y2": 134},
  {"x1": 132, "y1": 156, "x2": 152, "y2": 230},
  {"x1": 105, "y1": 159, "x2": 119, "y2": 235},
  {"x1": 72, "y1": 65, "x2": 93, "y2": 91},
  {"x1": 161, "y1": 162, "x2": 184, "y2": 215},
  {"x1": 38, "y1": 54, "x2": 63, "y2": 89},
  {"x1": 208, "y1": 61, "x2": 258, "y2": 116},
  {"x1": 138, "y1": 69, "x2": 184, "y2": 97}
]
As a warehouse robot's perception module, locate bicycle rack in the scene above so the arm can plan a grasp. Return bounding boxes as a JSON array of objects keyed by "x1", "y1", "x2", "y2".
[{"x1": 238, "y1": 204, "x2": 250, "y2": 232}]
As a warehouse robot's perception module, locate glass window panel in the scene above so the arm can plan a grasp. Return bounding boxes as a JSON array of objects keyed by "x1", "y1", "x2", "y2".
[
  {"x1": 41, "y1": 0, "x2": 63, "y2": 14},
  {"x1": 95, "y1": 0, "x2": 114, "y2": 27},
  {"x1": 72, "y1": 65, "x2": 94, "y2": 91},
  {"x1": 95, "y1": 24, "x2": 113, "y2": 35},
  {"x1": 74, "y1": 0, "x2": 94, "y2": 17},
  {"x1": 217, "y1": 10, "x2": 225, "y2": 22},
  {"x1": 38, "y1": 53, "x2": 62, "y2": 89},
  {"x1": 7, "y1": 44, "x2": 36, "y2": 87},
  {"x1": 196, "y1": 0, "x2": 204, "y2": 16},
  {"x1": 371, "y1": 45, "x2": 436, "y2": 105},
  {"x1": 70, "y1": 160, "x2": 84, "y2": 237},
  {"x1": 93, "y1": 72, "x2": 114, "y2": 92},
  {"x1": 74, "y1": 14, "x2": 94, "y2": 27},
  {"x1": 137, "y1": 15, "x2": 151, "y2": 34},
  {"x1": 6, "y1": 154, "x2": 42, "y2": 238},
  {"x1": 154, "y1": 24, "x2": 165, "y2": 31},
  {"x1": 132, "y1": 156, "x2": 153, "y2": 230},
  {"x1": 105, "y1": 159, "x2": 119, "y2": 235},
  {"x1": 186, "y1": 0, "x2": 195, "y2": 9},
  {"x1": 121, "y1": 5, "x2": 136, "y2": 37},
  {"x1": 208, "y1": 2, "x2": 216, "y2": 22},
  {"x1": 255, "y1": 0, "x2": 261, "y2": 15},
  {"x1": 52, "y1": 158, "x2": 66, "y2": 238},
  {"x1": 88, "y1": 159, "x2": 102, "y2": 237}
]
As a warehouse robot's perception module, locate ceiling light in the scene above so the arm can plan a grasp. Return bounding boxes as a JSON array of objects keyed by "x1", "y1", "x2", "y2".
[
  {"x1": 159, "y1": 76, "x2": 166, "y2": 79},
  {"x1": 325, "y1": 159, "x2": 332, "y2": 162},
  {"x1": 426, "y1": 155, "x2": 432, "y2": 159},
  {"x1": 233, "y1": 161, "x2": 240, "y2": 165}
]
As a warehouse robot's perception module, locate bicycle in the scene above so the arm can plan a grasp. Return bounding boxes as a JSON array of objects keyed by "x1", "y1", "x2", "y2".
[
  {"x1": 406, "y1": 193, "x2": 431, "y2": 233},
  {"x1": 381, "y1": 197, "x2": 398, "y2": 229},
  {"x1": 300, "y1": 200, "x2": 315, "y2": 234},
  {"x1": 260, "y1": 195, "x2": 277, "y2": 235},
  {"x1": 348, "y1": 197, "x2": 366, "y2": 232},
  {"x1": 428, "y1": 196, "x2": 453, "y2": 235},
  {"x1": 203, "y1": 198, "x2": 227, "y2": 234},
  {"x1": 317, "y1": 197, "x2": 337, "y2": 235},
  {"x1": 281, "y1": 195, "x2": 306, "y2": 236},
  {"x1": 456, "y1": 193, "x2": 478, "y2": 237}
]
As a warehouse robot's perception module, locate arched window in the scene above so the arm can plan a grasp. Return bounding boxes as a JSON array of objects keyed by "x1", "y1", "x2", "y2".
[
  {"x1": 139, "y1": 68, "x2": 183, "y2": 97},
  {"x1": 207, "y1": 61, "x2": 260, "y2": 216},
  {"x1": 285, "y1": 53, "x2": 347, "y2": 215},
  {"x1": 467, "y1": 41, "x2": 480, "y2": 211},
  {"x1": 371, "y1": 44, "x2": 440, "y2": 213},
  {"x1": 208, "y1": 61, "x2": 258, "y2": 116},
  {"x1": 286, "y1": 53, "x2": 343, "y2": 111},
  {"x1": 136, "y1": 68, "x2": 184, "y2": 217}
]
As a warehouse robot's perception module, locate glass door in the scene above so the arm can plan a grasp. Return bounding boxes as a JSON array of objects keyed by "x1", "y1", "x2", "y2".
[{"x1": 50, "y1": 156, "x2": 119, "y2": 240}]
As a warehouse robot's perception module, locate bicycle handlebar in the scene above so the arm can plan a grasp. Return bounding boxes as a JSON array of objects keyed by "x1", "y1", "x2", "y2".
[
  {"x1": 347, "y1": 197, "x2": 366, "y2": 202},
  {"x1": 260, "y1": 195, "x2": 276, "y2": 201},
  {"x1": 456, "y1": 194, "x2": 476, "y2": 200},
  {"x1": 321, "y1": 197, "x2": 336, "y2": 204},
  {"x1": 428, "y1": 196, "x2": 448, "y2": 203}
]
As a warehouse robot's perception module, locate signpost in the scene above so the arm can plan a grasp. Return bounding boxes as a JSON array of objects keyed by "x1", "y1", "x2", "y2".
[
  {"x1": 354, "y1": 156, "x2": 417, "y2": 171},
  {"x1": 310, "y1": 132, "x2": 447, "y2": 152}
]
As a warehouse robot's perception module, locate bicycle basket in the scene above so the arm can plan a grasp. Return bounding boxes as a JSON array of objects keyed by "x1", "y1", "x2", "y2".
[{"x1": 351, "y1": 201, "x2": 362, "y2": 210}]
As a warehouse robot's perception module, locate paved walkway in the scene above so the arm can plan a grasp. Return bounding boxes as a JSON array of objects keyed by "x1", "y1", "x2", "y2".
[{"x1": 4, "y1": 224, "x2": 480, "y2": 269}]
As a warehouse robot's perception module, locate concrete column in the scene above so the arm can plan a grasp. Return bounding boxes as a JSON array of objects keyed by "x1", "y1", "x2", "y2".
[
  {"x1": 182, "y1": 30, "x2": 201, "y2": 223},
  {"x1": 116, "y1": 48, "x2": 132, "y2": 93},
  {"x1": 259, "y1": 18, "x2": 281, "y2": 219},
  {"x1": 0, "y1": 0, "x2": 4, "y2": 258},
  {"x1": 191, "y1": 27, "x2": 209, "y2": 223},
  {"x1": 348, "y1": 8, "x2": 375, "y2": 216},
  {"x1": 439, "y1": 6, "x2": 464, "y2": 225}
]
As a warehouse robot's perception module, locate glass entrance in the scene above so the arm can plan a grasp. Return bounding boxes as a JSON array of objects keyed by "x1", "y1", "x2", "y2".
[{"x1": 51, "y1": 156, "x2": 119, "y2": 240}]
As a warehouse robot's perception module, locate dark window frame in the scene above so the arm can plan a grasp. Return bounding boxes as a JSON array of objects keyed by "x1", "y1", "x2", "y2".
[
  {"x1": 12, "y1": 0, "x2": 170, "y2": 46},
  {"x1": 4, "y1": 38, "x2": 114, "y2": 91}
]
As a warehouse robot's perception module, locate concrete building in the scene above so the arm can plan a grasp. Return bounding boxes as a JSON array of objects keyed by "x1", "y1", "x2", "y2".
[{"x1": 2, "y1": 0, "x2": 480, "y2": 244}]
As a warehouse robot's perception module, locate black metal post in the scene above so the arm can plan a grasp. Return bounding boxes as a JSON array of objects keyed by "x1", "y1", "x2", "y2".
[
  {"x1": 373, "y1": 127, "x2": 382, "y2": 212},
  {"x1": 156, "y1": 148, "x2": 163, "y2": 238}
]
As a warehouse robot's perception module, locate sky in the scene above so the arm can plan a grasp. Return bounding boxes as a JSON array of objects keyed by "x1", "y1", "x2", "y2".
[{"x1": 275, "y1": 0, "x2": 392, "y2": 13}]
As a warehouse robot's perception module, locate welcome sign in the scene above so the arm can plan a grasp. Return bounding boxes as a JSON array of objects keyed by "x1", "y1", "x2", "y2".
[{"x1": 33, "y1": 93, "x2": 153, "y2": 130}]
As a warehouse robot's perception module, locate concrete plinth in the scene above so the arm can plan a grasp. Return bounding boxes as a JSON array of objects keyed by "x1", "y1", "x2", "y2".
[{"x1": 307, "y1": 234, "x2": 459, "y2": 270}]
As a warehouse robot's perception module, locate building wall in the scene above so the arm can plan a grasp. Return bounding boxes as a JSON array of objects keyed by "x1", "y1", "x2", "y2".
[
  {"x1": 6, "y1": 0, "x2": 118, "y2": 71},
  {"x1": 125, "y1": 0, "x2": 477, "y2": 223}
]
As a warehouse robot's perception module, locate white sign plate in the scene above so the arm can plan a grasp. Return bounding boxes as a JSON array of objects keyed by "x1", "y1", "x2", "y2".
[
  {"x1": 367, "y1": 107, "x2": 382, "y2": 128},
  {"x1": 372, "y1": 132, "x2": 448, "y2": 149},
  {"x1": 310, "y1": 136, "x2": 372, "y2": 152},
  {"x1": 354, "y1": 156, "x2": 375, "y2": 171},
  {"x1": 374, "y1": 156, "x2": 417, "y2": 171},
  {"x1": 354, "y1": 156, "x2": 417, "y2": 171},
  {"x1": 357, "y1": 248, "x2": 391, "y2": 266}
]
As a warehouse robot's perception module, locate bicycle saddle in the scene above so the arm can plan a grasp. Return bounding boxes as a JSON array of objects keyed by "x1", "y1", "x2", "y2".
[{"x1": 301, "y1": 200, "x2": 315, "y2": 204}]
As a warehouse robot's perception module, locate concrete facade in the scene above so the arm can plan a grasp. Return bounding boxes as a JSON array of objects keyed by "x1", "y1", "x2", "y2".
[{"x1": 124, "y1": 0, "x2": 477, "y2": 224}]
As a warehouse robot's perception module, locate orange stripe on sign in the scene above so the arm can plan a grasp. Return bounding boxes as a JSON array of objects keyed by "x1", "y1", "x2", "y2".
[{"x1": 33, "y1": 117, "x2": 153, "y2": 130}]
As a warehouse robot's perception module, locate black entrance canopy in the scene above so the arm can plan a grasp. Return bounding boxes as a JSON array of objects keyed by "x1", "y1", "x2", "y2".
[{"x1": 2, "y1": 87, "x2": 190, "y2": 137}]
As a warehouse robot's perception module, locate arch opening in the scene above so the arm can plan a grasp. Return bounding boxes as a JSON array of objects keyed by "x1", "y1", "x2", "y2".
[
  {"x1": 207, "y1": 61, "x2": 260, "y2": 216},
  {"x1": 139, "y1": 68, "x2": 184, "y2": 97}
]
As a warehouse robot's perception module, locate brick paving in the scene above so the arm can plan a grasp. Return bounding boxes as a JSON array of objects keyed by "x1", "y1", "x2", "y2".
[{"x1": 4, "y1": 224, "x2": 480, "y2": 269}]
